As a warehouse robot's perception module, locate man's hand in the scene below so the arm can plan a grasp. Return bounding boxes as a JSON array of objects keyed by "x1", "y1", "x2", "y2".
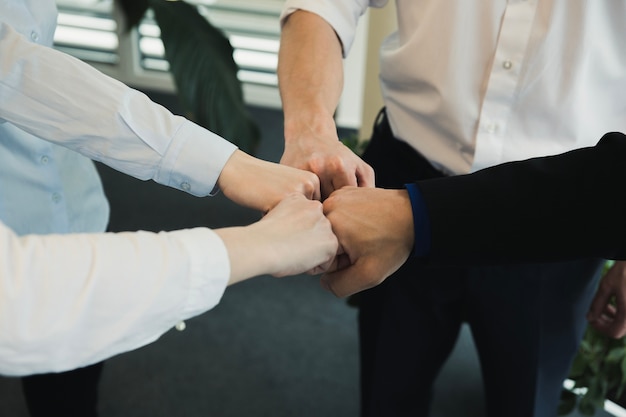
[
  {"x1": 587, "y1": 261, "x2": 626, "y2": 338},
  {"x1": 281, "y1": 130, "x2": 375, "y2": 199},
  {"x1": 321, "y1": 187, "x2": 414, "y2": 297},
  {"x1": 278, "y1": 10, "x2": 374, "y2": 199},
  {"x1": 217, "y1": 150, "x2": 321, "y2": 212}
]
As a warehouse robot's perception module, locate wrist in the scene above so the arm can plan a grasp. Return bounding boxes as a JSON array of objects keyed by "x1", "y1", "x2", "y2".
[
  {"x1": 215, "y1": 225, "x2": 274, "y2": 285},
  {"x1": 283, "y1": 110, "x2": 337, "y2": 144},
  {"x1": 403, "y1": 184, "x2": 430, "y2": 258}
]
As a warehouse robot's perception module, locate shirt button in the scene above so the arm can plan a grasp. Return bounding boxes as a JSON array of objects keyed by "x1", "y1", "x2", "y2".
[
  {"x1": 30, "y1": 31, "x2": 39, "y2": 42},
  {"x1": 175, "y1": 321, "x2": 186, "y2": 331},
  {"x1": 181, "y1": 182, "x2": 191, "y2": 192},
  {"x1": 52, "y1": 193, "x2": 62, "y2": 203},
  {"x1": 485, "y1": 123, "x2": 497, "y2": 134},
  {"x1": 40, "y1": 155, "x2": 49, "y2": 164},
  {"x1": 502, "y1": 60, "x2": 513, "y2": 70}
]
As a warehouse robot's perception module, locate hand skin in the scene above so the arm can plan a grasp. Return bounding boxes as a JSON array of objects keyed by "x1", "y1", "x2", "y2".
[
  {"x1": 217, "y1": 149, "x2": 321, "y2": 212},
  {"x1": 321, "y1": 187, "x2": 414, "y2": 298},
  {"x1": 278, "y1": 10, "x2": 375, "y2": 199},
  {"x1": 587, "y1": 260, "x2": 626, "y2": 338},
  {"x1": 215, "y1": 193, "x2": 338, "y2": 285}
]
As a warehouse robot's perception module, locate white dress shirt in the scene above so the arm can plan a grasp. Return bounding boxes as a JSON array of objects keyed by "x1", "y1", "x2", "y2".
[
  {"x1": 282, "y1": 0, "x2": 626, "y2": 175},
  {"x1": 0, "y1": 0, "x2": 237, "y2": 375},
  {"x1": 0, "y1": 223, "x2": 230, "y2": 376}
]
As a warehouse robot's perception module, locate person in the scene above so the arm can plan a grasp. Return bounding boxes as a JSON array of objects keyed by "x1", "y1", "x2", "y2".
[
  {"x1": 0, "y1": 2, "x2": 329, "y2": 416},
  {"x1": 0, "y1": 191, "x2": 336, "y2": 377},
  {"x1": 277, "y1": 2, "x2": 626, "y2": 416},
  {"x1": 322, "y1": 131, "x2": 626, "y2": 303}
]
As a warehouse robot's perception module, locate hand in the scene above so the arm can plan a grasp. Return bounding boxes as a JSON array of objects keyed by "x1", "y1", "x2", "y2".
[
  {"x1": 217, "y1": 150, "x2": 321, "y2": 212},
  {"x1": 217, "y1": 194, "x2": 338, "y2": 284},
  {"x1": 281, "y1": 126, "x2": 375, "y2": 200},
  {"x1": 278, "y1": 10, "x2": 374, "y2": 199},
  {"x1": 321, "y1": 187, "x2": 414, "y2": 297},
  {"x1": 587, "y1": 261, "x2": 626, "y2": 338}
]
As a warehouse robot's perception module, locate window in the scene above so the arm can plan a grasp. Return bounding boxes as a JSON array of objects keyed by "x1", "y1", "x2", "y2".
[
  {"x1": 54, "y1": 0, "x2": 283, "y2": 108},
  {"x1": 54, "y1": 0, "x2": 117, "y2": 65},
  {"x1": 54, "y1": 0, "x2": 367, "y2": 128}
]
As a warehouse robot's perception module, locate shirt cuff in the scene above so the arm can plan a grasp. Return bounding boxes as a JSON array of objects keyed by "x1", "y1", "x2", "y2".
[
  {"x1": 156, "y1": 120, "x2": 237, "y2": 197},
  {"x1": 404, "y1": 183, "x2": 431, "y2": 258},
  {"x1": 280, "y1": 0, "x2": 362, "y2": 57},
  {"x1": 174, "y1": 227, "x2": 231, "y2": 319}
]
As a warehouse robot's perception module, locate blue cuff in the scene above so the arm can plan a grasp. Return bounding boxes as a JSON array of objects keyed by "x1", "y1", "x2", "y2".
[{"x1": 404, "y1": 183, "x2": 431, "y2": 258}]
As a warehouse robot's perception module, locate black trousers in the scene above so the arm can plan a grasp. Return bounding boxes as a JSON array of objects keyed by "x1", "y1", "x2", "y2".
[
  {"x1": 21, "y1": 361, "x2": 103, "y2": 417},
  {"x1": 357, "y1": 111, "x2": 602, "y2": 417}
]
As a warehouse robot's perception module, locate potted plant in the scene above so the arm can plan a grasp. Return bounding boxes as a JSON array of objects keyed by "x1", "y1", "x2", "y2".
[{"x1": 115, "y1": 0, "x2": 259, "y2": 153}]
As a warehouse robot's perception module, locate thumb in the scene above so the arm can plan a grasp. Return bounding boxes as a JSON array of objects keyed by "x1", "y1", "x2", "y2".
[{"x1": 321, "y1": 258, "x2": 383, "y2": 298}]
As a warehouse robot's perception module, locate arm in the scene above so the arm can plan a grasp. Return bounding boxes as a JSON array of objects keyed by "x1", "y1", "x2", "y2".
[
  {"x1": 322, "y1": 132, "x2": 626, "y2": 297},
  {"x1": 278, "y1": 9, "x2": 374, "y2": 198},
  {"x1": 418, "y1": 132, "x2": 626, "y2": 264},
  {"x1": 0, "y1": 22, "x2": 318, "y2": 211},
  {"x1": 0, "y1": 194, "x2": 336, "y2": 376}
]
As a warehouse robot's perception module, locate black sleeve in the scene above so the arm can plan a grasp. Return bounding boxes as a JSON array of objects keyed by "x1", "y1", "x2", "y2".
[{"x1": 416, "y1": 132, "x2": 626, "y2": 265}]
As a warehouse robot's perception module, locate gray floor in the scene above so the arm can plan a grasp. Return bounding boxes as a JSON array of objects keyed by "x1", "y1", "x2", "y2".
[{"x1": 0, "y1": 103, "x2": 615, "y2": 416}]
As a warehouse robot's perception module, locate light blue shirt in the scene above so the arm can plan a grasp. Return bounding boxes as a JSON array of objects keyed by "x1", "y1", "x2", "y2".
[
  {"x1": 0, "y1": 0, "x2": 237, "y2": 235},
  {"x1": 0, "y1": 0, "x2": 109, "y2": 235}
]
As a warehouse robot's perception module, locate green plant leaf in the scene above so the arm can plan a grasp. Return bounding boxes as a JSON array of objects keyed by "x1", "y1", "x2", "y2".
[
  {"x1": 578, "y1": 398, "x2": 597, "y2": 417},
  {"x1": 115, "y1": 0, "x2": 150, "y2": 32},
  {"x1": 569, "y1": 352, "x2": 588, "y2": 378},
  {"x1": 558, "y1": 389, "x2": 578, "y2": 415},
  {"x1": 148, "y1": 0, "x2": 259, "y2": 154},
  {"x1": 620, "y1": 355, "x2": 626, "y2": 386},
  {"x1": 607, "y1": 346, "x2": 626, "y2": 364}
]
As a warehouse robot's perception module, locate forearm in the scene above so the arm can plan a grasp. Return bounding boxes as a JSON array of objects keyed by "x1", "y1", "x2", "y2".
[
  {"x1": 215, "y1": 226, "x2": 272, "y2": 285},
  {"x1": 278, "y1": 10, "x2": 344, "y2": 141},
  {"x1": 415, "y1": 132, "x2": 626, "y2": 264},
  {"x1": 0, "y1": 224, "x2": 229, "y2": 376},
  {"x1": 0, "y1": 22, "x2": 236, "y2": 197}
]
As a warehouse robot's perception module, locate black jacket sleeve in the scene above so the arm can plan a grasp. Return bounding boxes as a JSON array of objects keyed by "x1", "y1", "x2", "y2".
[{"x1": 416, "y1": 132, "x2": 626, "y2": 265}]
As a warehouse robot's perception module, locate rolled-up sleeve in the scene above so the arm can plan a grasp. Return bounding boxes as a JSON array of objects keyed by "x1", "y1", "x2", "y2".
[{"x1": 281, "y1": 0, "x2": 386, "y2": 57}]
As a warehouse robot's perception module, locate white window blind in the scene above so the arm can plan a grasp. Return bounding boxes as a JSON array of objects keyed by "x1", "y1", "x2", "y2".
[
  {"x1": 54, "y1": 0, "x2": 118, "y2": 65},
  {"x1": 55, "y1": 0, "x2": 284, "y2": 108},
  {"x1": 54, "y1": 0, "x2": 367, "y2": 128}
]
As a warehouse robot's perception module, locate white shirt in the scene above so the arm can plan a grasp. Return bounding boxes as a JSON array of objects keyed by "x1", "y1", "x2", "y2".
[
  {"x1": 0, "y1": 0, "x2": 237, "y2": 375},
  {"x1": 282, "y1": 0, "x2": 626, "y2": 174},
  {"x1": 0, "y1": 223, "x2": 230, "y2": 376}
]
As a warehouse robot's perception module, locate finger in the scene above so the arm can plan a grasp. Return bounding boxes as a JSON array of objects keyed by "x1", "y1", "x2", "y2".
[
  {"x1": 321, "y1": 259, "x2": 383, "y2": 298},
  {"x1": 588, "y1": 304, "x2": 625, "y2": 338},
  {"x1": 320, "y1": 176, "x2": 338, "y2": 200},
  {"x1": 356, "y1": 164, "x2": 376, "y2": 188},
  {"x1": 609, "y1": 289, "x2": 626, "y2": 338},
  {"x1": 304, "y1": 174, "x2": 322, "y2": 201},
  {"x1": 311, "y1": 180, "x2": 321, "y2": 201},
  {"x1": 592, "y1": 316, "x2": 626, "y2": 339},
  {"x1": 590, "y1": 318, "x2": 612, "y2": 335},
  {"x1": 308, "y1": 250, "x2": 342, "y2": 275},
  {"x1": 330, "y1": 171, "x2": 358, "y2": 193},
  {"x1": 321, "y1": 253, "x2": 351, "y2": 274},
  {"x1": 587, "y1": 286, "x2": 612, "y2": 321}
]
